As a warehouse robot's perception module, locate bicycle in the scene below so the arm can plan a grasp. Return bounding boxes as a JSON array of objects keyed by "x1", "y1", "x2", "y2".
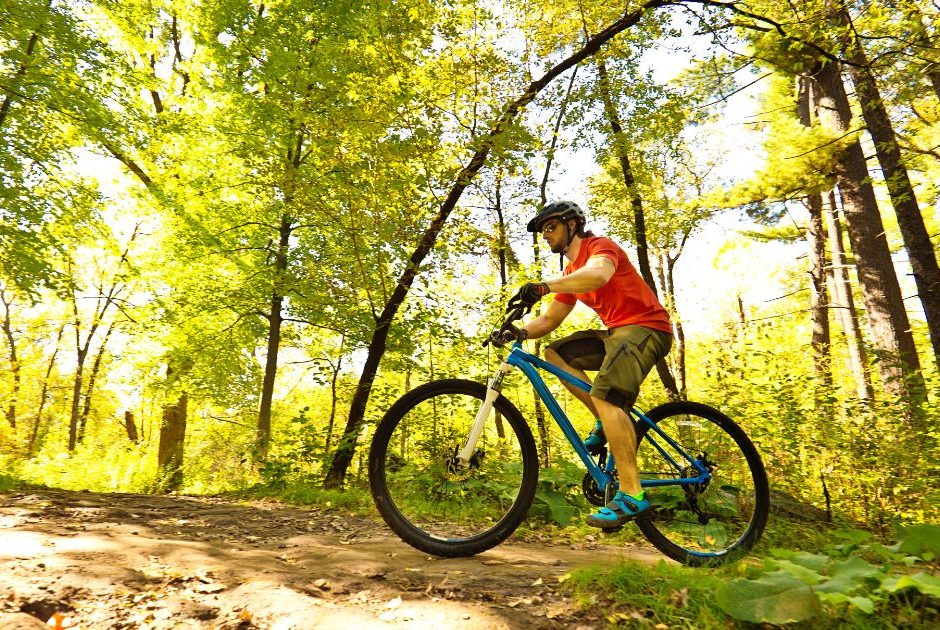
[{"x1": 368, "y1": 305, "x2": 770, "y2": 566}]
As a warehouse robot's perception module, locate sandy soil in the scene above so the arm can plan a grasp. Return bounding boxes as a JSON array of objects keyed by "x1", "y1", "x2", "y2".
[{"x1": 0, "y1": 488, "x2": 663, "y2": 629}]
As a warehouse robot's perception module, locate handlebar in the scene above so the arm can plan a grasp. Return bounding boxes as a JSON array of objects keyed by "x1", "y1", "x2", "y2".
[{"x1": 482, "y1": 304, "x2": 531, "y2": 347}]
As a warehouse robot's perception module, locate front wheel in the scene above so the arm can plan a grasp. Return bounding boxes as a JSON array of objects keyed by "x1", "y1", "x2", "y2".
[
  {"x1": 635, "y1": 401, "x2": 770, "y2": 566},
  {"x1": 369, "y1": 379, "x2": 539, "y2": 557}
]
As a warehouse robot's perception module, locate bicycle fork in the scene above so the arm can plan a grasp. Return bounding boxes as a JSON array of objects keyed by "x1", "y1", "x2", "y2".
[{"x1": 456, "y1": 362, "x2": 513, "y2": 463}]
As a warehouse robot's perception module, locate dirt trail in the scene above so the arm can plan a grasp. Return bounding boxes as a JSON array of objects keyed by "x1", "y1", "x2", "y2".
[{"x1": 0, "y1": 489, "x2": 662, "y2": 629}]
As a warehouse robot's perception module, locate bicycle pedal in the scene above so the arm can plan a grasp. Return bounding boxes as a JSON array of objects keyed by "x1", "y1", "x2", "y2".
[{"x1": 600, "y1": 525, "x2": 623, "y2": 534}]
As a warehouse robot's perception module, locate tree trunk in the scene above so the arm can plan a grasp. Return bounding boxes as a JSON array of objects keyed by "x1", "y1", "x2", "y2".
[
  {"x1": 28, "y1": 324, "x2": 63, "y2": 457},
  {"x1": 322, "y1": 2, "x2": 665, "y2": 488},
  {"x1": 825, "y1": 189, "x2": 874, "y2": 400},
  {"x1": 595, "y1": 57, "x2": 679, "y2": 400},
  {"x1": 0, "y1": 12, "x2": 44, "y2": 132},
  {"x1": 811, "y1": 59, "x2": 924, "y2": 405},
  {"x1": 492, "y1": 176, "x2": 510, "y2": 441},
  {"x1": 123, "y1": 410, "x2": 140, "y2": 444},
  {"x1": 157, "y1": 365, "x2": 187, "y2": 492},
  {"x1": 323, "y1": 336, "x2": 344, "y2": 457},
  {"x1": 257, "y1": 213, "x2": 292, "y2": 455},
  {"x1": 1, "y1": 291, "x2": 20, "y2": 429},
  {"x1": 659, "y1": 252, "x2": 687, "y2": 399},
  {"x1": 68, "y1": 354, "x2": 86, "y2": 451},
  {"x1": 841, "y1": 10, "x2": 940, "y2": 372},
  {"x1": 78, "y1": 319, "x2": 115, "y2": 443},
  {"x1": 797, "y1": 75, "x2": 832, "y2": 392}
]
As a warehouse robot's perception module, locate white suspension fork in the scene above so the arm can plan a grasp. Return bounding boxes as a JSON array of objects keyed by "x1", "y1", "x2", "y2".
[{"x1": 456, "y1": 362, "x2": 512, "y2": 462}]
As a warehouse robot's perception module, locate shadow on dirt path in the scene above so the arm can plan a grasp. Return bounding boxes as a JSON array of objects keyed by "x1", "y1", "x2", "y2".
[{"x1": 0, "y1": 488, "x2": 662, "y2": 628}]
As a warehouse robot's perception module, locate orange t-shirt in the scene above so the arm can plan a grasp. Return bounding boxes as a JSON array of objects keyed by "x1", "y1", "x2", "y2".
[{"x1": 554, "y1": 236, "x2": 672, "y2": 333}]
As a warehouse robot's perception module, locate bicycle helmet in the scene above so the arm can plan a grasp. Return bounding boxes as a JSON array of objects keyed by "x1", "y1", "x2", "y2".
[{"x1": 526, "y1": 200, "x2": 586, "y2": 232}]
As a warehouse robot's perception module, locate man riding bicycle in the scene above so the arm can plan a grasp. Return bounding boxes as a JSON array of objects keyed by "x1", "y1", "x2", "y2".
[{"x1": 499, "y1": 200, "x2": 673, "y2": 528}]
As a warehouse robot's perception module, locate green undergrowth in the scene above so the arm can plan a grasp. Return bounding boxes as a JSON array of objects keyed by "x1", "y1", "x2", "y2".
[
  {"x1": 0, "y1": 472, "x2": 28, "y2": 492},
  {"x1": 564, "y1": 521, "x2": 940, "y2": 628},
  {"x1": 235, "y1": 479, "x2": 375, "y2": 514}
]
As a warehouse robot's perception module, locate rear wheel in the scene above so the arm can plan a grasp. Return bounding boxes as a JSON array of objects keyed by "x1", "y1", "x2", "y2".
[
  {"x1": 635, "y1": 401, "x2": 769, "y2": 566},
  {"x1": 369, "y1": 379, "x2": 539, "y2": 557}
]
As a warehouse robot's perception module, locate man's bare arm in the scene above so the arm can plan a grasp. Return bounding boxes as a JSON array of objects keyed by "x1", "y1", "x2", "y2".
[
  {"x1": 545, "y1": 256, "x2": 615, "y2": 294},
  {"x1": 521, "y1": 299, "x2": 574, "y2": 340}
]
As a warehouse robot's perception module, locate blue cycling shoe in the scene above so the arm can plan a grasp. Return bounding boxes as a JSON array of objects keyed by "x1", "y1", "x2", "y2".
[
  {"x1": 586, "y1": 491, "x2": 650, "y2": 528},
  {"x1": 583, "y1": 421, "x2": 606, "y2": 454}
]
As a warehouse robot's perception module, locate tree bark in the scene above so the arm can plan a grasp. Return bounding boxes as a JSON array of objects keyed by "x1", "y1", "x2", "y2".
[
  {"x1": 77, "y1": 319, "x2": 115, "y2": 443},
  {"x1": 1, "y1": 291, "x2": 21, "y2": 429},
  {"x1": 841, "y1": 8, "x2": 940, "y2": 372},
  {"x1": 256, "y1": 213, "x2": 293, "y2": 455},
  {"x1": 123, "y1": 410, "x2": 140, "y2": 444},
  {"x1": 157, "y1": 364, "x2": 187, "y2": 491},
  {"x1": 595, "y1": 57, "x2": 679, "y2": 400},
  {"x1": 323, "y1": 1, "x2": 666, "y2": 488},
  {"x1": 323, "y1": 336, "x2": 344, "y2": 457},
  {"x1": 0, "y1": 19, "x2": 43, "y2": 132},
  {"x1": 797, "y1": 76, "x2": 832, "y2": 391},
  {"x1": 810, "y1": 59, "x2": 924, "y2": 405},
  {"x1": 29, "y1": 325, "x2": 63, "y2": 456},
  {"x1": 658, "y1": 252, "x2": 687, "y2": 399},
  {"x1": 825, "y1": 189, "x2": 874, "y2": 400}
]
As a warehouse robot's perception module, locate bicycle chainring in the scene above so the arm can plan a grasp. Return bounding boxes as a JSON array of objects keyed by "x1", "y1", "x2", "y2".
[{"x1": 581, "y1": 473, "x2": 606, "y2": 506}]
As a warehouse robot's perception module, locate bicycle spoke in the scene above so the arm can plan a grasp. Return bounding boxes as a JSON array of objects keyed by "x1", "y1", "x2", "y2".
[
  {"x1": 370, "y1": 380, "x2": 538, "y2": 556},
  {"x1": 635, "y1": 402, "x2": 769, "y2": 566}
]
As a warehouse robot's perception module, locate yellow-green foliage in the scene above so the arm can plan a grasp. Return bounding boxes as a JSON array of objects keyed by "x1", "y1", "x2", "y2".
[{"x1": 705, "y1": 75, "x2": 840, "y2": 211}]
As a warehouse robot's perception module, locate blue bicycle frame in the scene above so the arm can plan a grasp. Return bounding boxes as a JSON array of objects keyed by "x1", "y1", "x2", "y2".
[{"x1": 502, "y1": 342, "x2": 711, "y2": 495}]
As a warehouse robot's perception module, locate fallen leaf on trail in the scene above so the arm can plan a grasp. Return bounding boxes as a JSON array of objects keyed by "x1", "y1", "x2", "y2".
[
  {"x1": 531, "y1": 578, "x2": 543, "y2": 586},
  {"x1": 557, "y1": 572, "x2": 572, "y2": 584},
  {"x1": 507, "y1": 596, "x2": 542, "y2": 607},
  {"x1": 238, "y1": 609, "x2": 253, "y2": 622},
  {"x1": 47, "y1": 612, "x2": 76, "y2": 629},
  {"x1": 546, "y1": 603, "x2": 575, "y2": 619},
  {"x1": 669, "y1": 587, "x2": 689, "y2": 608}
]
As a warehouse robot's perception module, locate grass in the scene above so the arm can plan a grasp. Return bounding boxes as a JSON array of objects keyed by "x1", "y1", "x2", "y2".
[
  {"x1": 235, "y1": 479, "x2": 376, "y2": 513},
  {"x1": 0, "y1": 472, "x2": 26, "y2": 492},
  {"x1": 564, "y1": 558, "x2": 734, "y2": 628}
]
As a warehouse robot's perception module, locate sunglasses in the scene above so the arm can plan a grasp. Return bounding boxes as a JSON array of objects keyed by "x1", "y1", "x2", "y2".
[{"x1": 541, "y1": 221, "x2": 564, "y2": 236}]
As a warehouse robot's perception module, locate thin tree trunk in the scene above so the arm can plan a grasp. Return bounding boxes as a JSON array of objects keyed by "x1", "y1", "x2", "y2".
[
  {"x1": 811, "y1": 59, "x2": 924, "y2": 405},
  {"x1": 257, "y1": 213, "x2": 292, "y2": 455},
  {"x1": 28, "y1": 324, "x2": 63, "y2": 457},
  {"x1": 0, "y1": 10, "x2": 44, "y2": 132},
  {"x1": 493, "y1": 175, "x2": 508, "y2": 441},
  {"x1": 595, "y1": 57, "x2": 679, "y2": 400},
  {"x1": 323, "y1": 336, "x2": 345, "y2": 457},
  {"x1": 322, "y1": 1, "x2": 666, "y2": 488},
  {"x1": 825, "y1": 189, "x2": 874, "y2": 400},
  {"x1": 797, "y1": 76, "x2": 832, "y2": 392},
  {"x1": 841, "y1": 8, "x2": 940, "y2": 372},
  {"x1": 658, "y1": 252, "x2": 687, "y2": 399},
  {"x1": 1, "y1": 291, "x2": 21, "y2": 429},
  {"x1": 78, "y1": 319, "x2": 115, "y2": 443}
]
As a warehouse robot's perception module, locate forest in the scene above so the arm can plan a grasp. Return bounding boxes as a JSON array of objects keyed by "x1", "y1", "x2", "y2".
[{"x1": 1, "y1": 0, "x2": 939, "y2": 625}]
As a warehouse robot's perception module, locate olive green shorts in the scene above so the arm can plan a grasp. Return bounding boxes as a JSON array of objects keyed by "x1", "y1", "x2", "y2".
[{"x1": 546, "y1": 326, "x2": 673, "y2": 408}]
